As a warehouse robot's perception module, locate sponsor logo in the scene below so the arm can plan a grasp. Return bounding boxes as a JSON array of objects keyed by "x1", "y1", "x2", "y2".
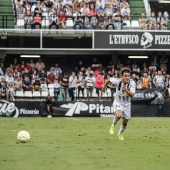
[
  {"x1": 20, "y1": 109, "x2": 39, "y2": 115},
  {"x1": 140, "y1": 32, "x2": 153, "y2": 49},
  {"x1": 0, "y1": 100, "x2": 19, "y2": 117},
  {"x1": 60, "y1": 102, "x2": 113, "y2": 117},
  {"x1": 107, "y1": 32, "x2": 170, "y2": 49}
]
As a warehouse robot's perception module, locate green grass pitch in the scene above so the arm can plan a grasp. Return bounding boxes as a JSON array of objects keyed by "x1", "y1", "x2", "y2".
[{"x1": 0, "y1": 117, "x2": 170, "y2": 170}]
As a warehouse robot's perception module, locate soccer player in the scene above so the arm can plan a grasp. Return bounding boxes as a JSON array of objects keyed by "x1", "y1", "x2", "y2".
[{"x1": 102, "y1": 68, "x2": 136, "y2": 140}]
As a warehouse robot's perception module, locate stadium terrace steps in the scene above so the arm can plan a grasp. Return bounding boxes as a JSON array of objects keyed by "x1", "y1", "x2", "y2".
[
  {"x1": 129, "y1": 0, "x2": 145, "y2": 21},
  {"x1": 0, "y1": 0, "x2": 15, "y2": 28}
]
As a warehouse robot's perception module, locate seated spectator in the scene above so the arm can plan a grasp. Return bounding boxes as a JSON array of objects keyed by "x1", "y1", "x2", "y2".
[
  {"x1": 106, "y1": 16, "x2": 115, "y2": 30},
  {"x1": 32, "y1": 78, "x2": 41, "y2": 91},
  {"x1": 54, "y1": 79, "x2": 60, "y2": 101},
  {"x1": 22, "y1": 68, "x2": 30, "y2": 80},
  {"x1": 34, "y1": 3, "x2": 42, "y2": 17},
  {"x1": 35, "y1": 58, "x2": 45, "y2": 74},
  {"x1": 84, "y1": 17, "x2": 91, "y2": 29},
  {"x1": 90, "y1": 15, "x2": 98, "y2": 29},
  {"x1": 157, "y1": 11, "x2": 166, "y2": 30},
  {"x1": 22, "y1": 77, "x2": 32, "y2": 91},
  {"x1": 163, "y1": 11, "x2": 169, "y2": 24},
  {"x1": 105, "y1": 4, "x2": 113, "y2": 17},
  {"x1": 24, "y1": 10, "x2": 33, "y2": 29},
  {"x1": 113, "y1": 0, "x2": 120, "y2": 14},
  {"x1": 8, "y1": 82, "x2": 15, "y2": 101},
  {"x1": 149, "y1": 11, "x2": 157, "y2": 30},
  {"x1": 16, "y1": 3, "x2": 25, "y2": 20},
  {"x1": 64, "y1": 4, "x2": 72, "y2": 16},
  {"x1": 89, "y1": 5, "x2": 96, "y2": 16},
  {"x1": 5, "y1": 72, "x2": 14, "y2": 84},
  {"x1": 39, "y1": 69, "x2": 47, "y2": 83},
  {"x1": 60, "y1": 72, "x2": 69, "y2": 101},
  {"x1": 74, "y1": 12, "x2": 84, "y2": 29},
  {"x1": 15, "y1": 0, "x2": 23, "y2": 8},
  {"x1": 97, "y1": 11, "x2": 105, "y2": 29},
  {"x1": 30, "y1": 70, "x2": 39, "y2": 83},
  {"x1": 32, "y1": 13, "x2": 42, "y2": 29},
  {"x1": 49, "y1": 10, "x2": 59, "y2": 29},
  {"x1": 114, "y1": 11, "x2": 123, "y2": 30},
  {"x1": 96, "y1": 0, "x2": 103, "y2": 8},
  {"x1": 58, "y1": 11, "x2": 66, "y2": 29},
  {"x1": 25, "y1": 2, "x2": 32, "y2": 12},
  {"x1": 96, "y1": 4, "x2": 105, "y2": 13},
  {"x1": 0, "y1": 82, "x2": 9, "y2": 101},
  {"x1": 80, "y1": 3, "x2": 89, "y2": 16},
  {"x1": 47, "y1": 71, "x2": 56, "y2": 84},
  {"x1": 30, "y1": 0, "x2": 37, "y2": 6},
  {"x1": 139, "y1": 12, "x2": 147, "y2": 30},
  {"x1": 13, "y1": 76, "x2": 22, "y2": 91},
  {"x1": 121, "y1": 4, "x2": 130, "y2": 20},
  {"x1": 120, "y1": 0, "x2": 129, "y2": 9}
]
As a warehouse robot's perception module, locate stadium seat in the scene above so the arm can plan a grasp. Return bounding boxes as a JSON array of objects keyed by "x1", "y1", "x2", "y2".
[
  {"x1": 41, "y1": 91, "x2": 48, "y2": 97},
  {"x1": 41, "y1": 84, "x2": 48, "y2": 91},
  {"x1": 49, "y1": 89, "x2": 54, "y2": 97},
  {"x1": 42, "y1": 19, "x2": 49, "y2": 29},
  {"x1": 16, "y1": 91, "x2": 24, "y2": 97},
  {"x1": 24, "y1": 91, "x2": 33, "y2": 97},
  {"x1": 16, "y1": 19, "x2": 24, "y2": 29},
  {"x1": 66, "y1": 18, "x2": 74, "y2": 29},
  {"x1": 122, "y1": 20, "x2": 131, "y2": 29},
  {"x1": 48, "y1": 84, "x2": 54, "y2": 89},
  {"x1": 32, "y1": 91, "x2": 41, "y2": 97},
  {"x1": 131, "y1": 20, "x2": 140, "y2": 29}
]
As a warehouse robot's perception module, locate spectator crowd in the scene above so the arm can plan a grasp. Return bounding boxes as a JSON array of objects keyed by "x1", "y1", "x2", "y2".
[
  {"x1": 0, "y1": 55, "x2": 169, "y2": 101},
  {"x1": 15, "y1": 0, "x2": 169, "y2": 30}
]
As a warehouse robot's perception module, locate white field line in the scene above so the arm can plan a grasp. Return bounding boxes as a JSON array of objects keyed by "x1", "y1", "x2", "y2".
[{"x1": 63, "y1": 117, "x2": 80, "y2": 121}]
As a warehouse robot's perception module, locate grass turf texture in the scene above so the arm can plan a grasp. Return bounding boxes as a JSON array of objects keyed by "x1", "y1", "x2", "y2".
[{"x1": 0, "y1": 118, "x2": 170, "y2": 170}]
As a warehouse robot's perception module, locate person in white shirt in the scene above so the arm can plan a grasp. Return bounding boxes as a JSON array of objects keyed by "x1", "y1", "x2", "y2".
[
  {"x1": 121, "y1": 4, "x2": 130, "y2": 20},
  {"x1": 153, "y1": 70, "x2": 165, "y2": 92},
  {"x1": 69, "y1": 72, "x2": 77, "y2": 101},
  {"x1": 102, "y1": 68, "x2": 136, "y2": 140},
  {"x1": 5, "y1": 72, "x2": 14, "y2": 84},
  {"x1": 85, "y1": 73, "x2": 95, "y2": 101}
]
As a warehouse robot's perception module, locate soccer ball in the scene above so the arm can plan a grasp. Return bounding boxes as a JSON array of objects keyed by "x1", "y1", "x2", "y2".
[{"x1": 17, "y1": 131, "x2": 30, "y2": 143}]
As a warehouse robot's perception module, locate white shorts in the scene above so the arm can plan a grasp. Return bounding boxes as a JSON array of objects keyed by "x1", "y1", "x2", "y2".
[{"x1": 113, "y1": 101, "x2": 131, "y2": 120}]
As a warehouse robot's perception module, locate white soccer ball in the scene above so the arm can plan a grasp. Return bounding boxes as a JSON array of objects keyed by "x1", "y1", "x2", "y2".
[{"x1": 17, "y1": 131, "x2": 30, "y2": 143}]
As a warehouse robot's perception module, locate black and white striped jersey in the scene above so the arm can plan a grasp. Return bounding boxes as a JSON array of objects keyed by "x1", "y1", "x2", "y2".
[{"x1": 110, "y1": 78, "x2": 136, "y2": 105}]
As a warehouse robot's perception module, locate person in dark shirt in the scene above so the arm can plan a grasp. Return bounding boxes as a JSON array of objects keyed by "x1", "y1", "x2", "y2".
[
  {"x1": 22, "y1": 77, "x2": 32, "y2": 91},
  {"x1": 46, "y1": 93, "x2": 52, "y2": 117},
  {"x1": 0, "y1": 82, "x2": 9, "y2": 100},
  {"x1": 60, "y1": 72, "x2": 69, "y2": 101}
]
